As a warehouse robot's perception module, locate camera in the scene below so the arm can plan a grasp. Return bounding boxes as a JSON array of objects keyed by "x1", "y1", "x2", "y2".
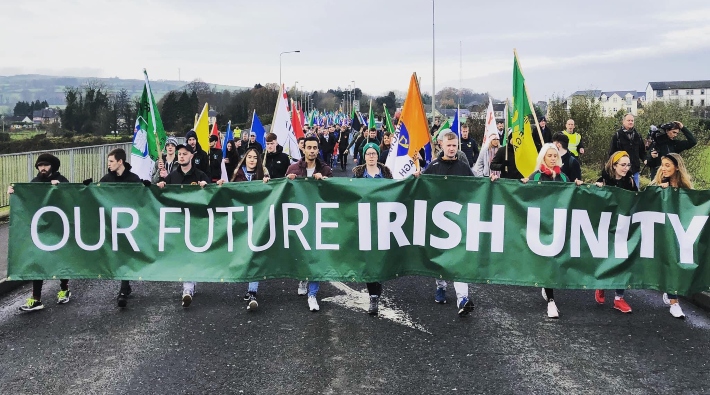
[{"x1": 659, "y1": 122, "x2": 680, "y2": 131}]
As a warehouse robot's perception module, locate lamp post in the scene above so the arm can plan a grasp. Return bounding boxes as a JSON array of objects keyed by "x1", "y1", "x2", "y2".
[
  {"x1": 351, "y1": 80, "x2": 356, "y2": 113},
  {"x1": 279, "y1": 50, "x2": 301, "y2": 88}
]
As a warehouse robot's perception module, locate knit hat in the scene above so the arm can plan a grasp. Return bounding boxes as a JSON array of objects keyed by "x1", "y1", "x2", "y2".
[
  {"x1": 35, "y1": 153, "x2": 60, "y2": 172},
  {"x1": 209, "y1": 135, "x2": 218, "y2": 142},
  {"x1": 185, "y1": 130, "x2": 198, "y2": 140},
  {"x1": 362, "y1": 142, "x2": 380, "y2": 158},
  {"x1": 165, "y1": 137, "x2": 178, "y2": 147},
  {"x1": 539, "y1": 117, "x2": 547, "y2": 123}
]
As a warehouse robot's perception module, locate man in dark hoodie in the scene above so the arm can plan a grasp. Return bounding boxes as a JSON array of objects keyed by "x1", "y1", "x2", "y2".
[
  {"x1": 208, "y1": 135, "x2": 224, "y2": 182},
  {"x1": 264, "y1": 133, "x2": 290, "y2": 179},
  {"x1": 97, "y1": 148, "x2": 142, "y2": 307},
  {"x1": 337, "y1": 125, "x2": 350, "y2": 171},
  {"x1": 533, "y1": 117, "x2": 553, "y2": 151},
  {"x1": 8, "y1": 153, "x2": 71, "y2": 312},
  {"x1": 185, "y1": 129, "x2": 211, "y2": 179}
]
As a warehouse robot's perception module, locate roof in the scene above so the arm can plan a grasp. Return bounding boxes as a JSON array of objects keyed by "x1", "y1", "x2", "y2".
[
  {"x1": 32, "y1": 108, "x2": 59, "y2": 118},
  {"x1": 208, "y1": 110, "x2": 217, "y2": 117},
  {"x1": 492, "y1": 103, "x2": 506, "y2": 111},
  {"x1": 600, "y1": 90, "x2": 639, "y2": 98},
  {"x1": 439, "y1": 108, "x2": 472, "y2": 117},
  {"x1": 570, "y1": 90, "x2": 602, "y2": 97},
  {"x1": 648, "y1": 80, "x2": 710, "y2": 90}
]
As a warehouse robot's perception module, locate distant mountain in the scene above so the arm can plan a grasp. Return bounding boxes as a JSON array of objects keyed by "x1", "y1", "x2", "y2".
[{"x1": 0, "y1": 74, "x2": 248, "y2": 108}]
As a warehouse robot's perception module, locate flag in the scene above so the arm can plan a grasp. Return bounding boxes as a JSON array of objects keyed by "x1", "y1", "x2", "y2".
[
  {"x1": 290, "y1": 99, "x2": 304, "y2": 139},
  {"x1": 271, "y1": 84, "x2": 300, "y2": 160},
  {"x1": 503, "y1": 99, "x2": 510, "y2": 146},
  {"x1": 351, "y1": 110, "x2": 363, "y2": 132},
  {"x1": 510, "y1": 51, "x2": 538, "y2": 177},
  {"x1": 385, "y1": 123, "x2": 417, "y2": 179},
  {"x1": 383, "y1": 103, "x2": 395, "y2": 133},
  {"x1": 368, "y1": 99, "x2": 376, "y2": 130},
  {"x1": 251, "y1": 110, "x2": 267, "y2": 148},
  {"x1": 433, "y1": 118, "x2": 450, "y2": 141},
  {"x1": 130, "y1": 69, "x2": 166, "y2": 181},
  {"x1": 400, "y1": 73, "x2": 431, "y2": 158},
  {"x1": 484, "y1": 97, "x2": 498, "y2": 146},
  {"x1": 210, "y1": 122, "x2": 221, "y2": 150},
  {"x1": 222, "y1": 121, "x2": 233, "y2": 158},
  {"x1": 195, "y1": 103, "x2": 210, "y2": 154},
  {"x1": 450, "y1": 108, "x2": 460, "y2": 140}
]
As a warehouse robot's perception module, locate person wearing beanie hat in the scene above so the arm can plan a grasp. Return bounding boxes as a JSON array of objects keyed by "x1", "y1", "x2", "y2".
[
  {"x1": 352, "y1": 142, "x2": 393, "y2": 315},
  {"x1": 152, "y1": 136, "x2": 180, "y2": 184},
  {"x1": 208, "y1": 134, "x2": 224, "y2": 182},
  {"x1": 8, "y1": 153, "x2": 72, "y2": 312},
  {"x1": 533, "y1": 117, "x2": 553, "y2": 151},
  {"x1": 185, "y1": 129, "x2": 211, "y2": 179}
]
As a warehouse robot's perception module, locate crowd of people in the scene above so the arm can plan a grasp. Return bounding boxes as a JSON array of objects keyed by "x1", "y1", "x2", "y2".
[{"x1": 7, "y1": 112, "x2": 700, "y2": 320}]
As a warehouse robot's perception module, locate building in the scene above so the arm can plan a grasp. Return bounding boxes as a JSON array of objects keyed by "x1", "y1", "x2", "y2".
[
  {"x1": 645, "y1": 81, "x2": 710, "y2": 107},
  {"x1": 208, "y1": 109, "x2": 217, "y2": 125},
  {"x1": 32, "y1": 108, "x2": 60, "y2": 125},
  {"x1": 566, "y1": 90, "x2": 645, "y2": 116}
]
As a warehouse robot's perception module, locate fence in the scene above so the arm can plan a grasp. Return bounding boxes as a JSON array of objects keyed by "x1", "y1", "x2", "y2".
[{"x1": 0, "y1": 137, "x2": 185, "y2": 207}]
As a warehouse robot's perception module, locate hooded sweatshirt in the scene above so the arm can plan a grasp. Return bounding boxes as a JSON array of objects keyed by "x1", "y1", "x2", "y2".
[
  {"x1": 185, "y1": 130, "x2": 211, "y2": 178},
  {"x1": 265, "y1": 144, "x2": 290, "y2": 179},
  {"x1": 100, "y1": 162, "x2": 142, "y2": 183}
]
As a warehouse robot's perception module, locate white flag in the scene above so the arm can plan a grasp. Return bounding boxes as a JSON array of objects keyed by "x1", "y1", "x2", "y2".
[
  {"x1": 271, "y1": 84, "x2": 301, "y2": 160},
  {"x1": 484, "y1": 97, "x2": 498, "y2": 146},
  {"x1": 385, "y1": 124, "x2": 417, "y2": 180}
]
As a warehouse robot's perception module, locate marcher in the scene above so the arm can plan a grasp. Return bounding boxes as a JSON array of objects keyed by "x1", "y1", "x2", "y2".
[
  {"x1": 152, "y1": 137, "x2": 179, "y2": 184},
  {"x1": 648, "y1": 153, "x2": 694, "y2": 318},
  {"x1": 490, "y1": 130, "x2": 523, "y2": 181},
  {"x1": 185, "y1": 130, "x2": 211, "y2": 179},
  {"x1": 232, "y1": 147, "x2": 271, "y2": 311},
  {"x1": 519, "y1": 143, "x2": 570, "y2": 319},
  {"x1": 473, "y1": 130, "x2": 500, "y2": 177},
  {"x1": 593, "y1": 151, "x2": 635, "y2": 313},
  {"x1": 460, "y1": 124, "x2": 480, "y2": 168},
  {"x1": 608, "y1": 114, "x2": 646, "y2": 189},
  {"x1": 245, "y1": 133, "x2": 263, "y2": 154},
  {"x1": 496, "y1": 120, "x2": 505, "y2": 141},
  {"x1": 286, "y1": 135, "x2": 333, "y2": 312},
  {"x1": 533, "y1": 117, "x2": 553, "y2": 151},
  {"x1": 224, "y1": 140, "x2": 240, "y2": 179},
  {"x1": 263, "y1": 133, "x2": 290, "y2": 179},
  {"x1": 378, "y1": 131, "x2": 392, "y2": 164},
  {"x1": 10, "y1": 153, "x2": 71, "y2": 312},
  {"x1": 156, "y1": 144, "x2": 215, "y2": 307},
  {"x1": 647, "y1": 121, "x2": 697, "y2": 179},
  {"x1": 435, "y1": 129, "x2": 470, "y2": 167},
  {"x1": 562, "y1": 119, "x2": 585, "y2": 161},
  {"x1": 552, "y1": 132, "x2": 583, "y2": 184},
  {"x1": 416, "y1": 131, "x2": 475, "y2": 317},
  {"x1": 319, "y1": 126, "x2": 336, "y2": 166},
  {"x1": 208, "y1": 135, "x2": 223, "y2": 182},
  {"x1": 97, "y1": 148, "x2": 143, "y2": 307},
  {"x1": 337, "y1": 125, "x2": 350, "y2": 171},
  {"x1": 352, "y1": 142, "x2": 394, "y2": 315}
]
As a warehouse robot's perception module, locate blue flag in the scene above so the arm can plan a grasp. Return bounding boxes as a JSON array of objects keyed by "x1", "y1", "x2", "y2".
[
  {"x1": 251, "y1": 110, "x2": 266, "y2": 147},
  {"x1": 222, "y1": 121, "x2": 233, "y2": 158},
  {"x1": 450, "y1": 108, "x2": 461, "y2": 140}
]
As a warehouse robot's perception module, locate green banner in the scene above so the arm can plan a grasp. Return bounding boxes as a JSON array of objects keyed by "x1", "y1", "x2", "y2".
[{"x1": 8, "y1": 177, "x2": 710, "y2": 296}]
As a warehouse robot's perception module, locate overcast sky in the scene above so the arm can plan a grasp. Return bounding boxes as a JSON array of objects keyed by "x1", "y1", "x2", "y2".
[{"x1": 2, "y1": 0, "x2": 709, "y2": 101}]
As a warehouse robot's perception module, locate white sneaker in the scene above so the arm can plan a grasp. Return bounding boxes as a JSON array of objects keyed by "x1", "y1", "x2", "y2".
[
  {"x1": 297, "y1": 281, "x2": 308, "y2": 296},
  {"x1": 669, "y1": 303, "x2": 685, "y2": 318},
  {"x1": 308, "y1": 295, "x2": 319, "y2": 312},
  {"x1": 547, "y1": 300, "x2": 559, "y2": 319},
  {"x1": 541, "y1": 287, "x2": 548, "y2": 302},
  {"x1": 662, "y1": 293, "x2": 670, "y2": 305}
]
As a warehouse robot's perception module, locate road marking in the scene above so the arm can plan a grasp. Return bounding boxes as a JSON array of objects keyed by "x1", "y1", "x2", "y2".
[{"x1": 323, "y1": 281, "x2": 431, "y2": 334}]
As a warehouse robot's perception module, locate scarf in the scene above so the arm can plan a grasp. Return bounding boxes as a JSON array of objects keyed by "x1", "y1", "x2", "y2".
[
  {"x1": 242, "y1": 166, "x2": 254, "y2": 181},
  {"x1": 540, "y1": 164, "x2": 561, "y2": 178}
]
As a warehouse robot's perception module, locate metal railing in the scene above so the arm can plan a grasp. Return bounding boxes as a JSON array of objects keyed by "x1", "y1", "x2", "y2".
[{"x1": 0, "y1": 137, "x2": 185, "y2": 207}]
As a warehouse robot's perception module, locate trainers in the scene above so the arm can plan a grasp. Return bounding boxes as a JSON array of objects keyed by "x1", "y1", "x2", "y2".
[
  {"x1": 308, "y1": 295, "x2": 319, "y2": 312},
  {"x1": 541, "y1": 287, "x2": 548, "y2": 302},
  {"x1": 613, "y1": 297, "x2": 632, "y2": 313},
  {"x1": 246, "y1": 293, "x2": 258, "y2": 311},
  {"x1": 662, "y1": 293, "x2": 670, "y2": 305},
  {"x1": 243, "y1": 292, "x2": 252, "y2": 301},
  {"x1": 457, "y1": 297, "x2": 474, "y2": 317},
  {"x1": 19, "y1": 298, "x2": 44, "y2": 312},
  {"x1": 123, "y1": 285, "x2": 132, "y2": 296},
  {"x1": 547, "y1": 300, "x2": 559, "y2": 319},
  {"x1": 117, "y1": 292, "x2": 128, "y2": 308},
  {"x1": 368, "y1": 296, "x2": 379, "y2": 315},
  {"x1": 594, "y1": 289, "x2": 605, "y2": 305},
  {"x1": 297, "y1": 281, "x2": 308, "y2": 296},
  {"x1": 434, "y1": 287, "x2": 447, "y2": 304},
  {"x1": 669, "y1": 302, "x2": 685, "y2": 318},
  {"x1": 182, "y1": 292, "x2": 193, "y2": 308},
  {"x1": 57, "y1": 289, "x2": 71, "y2": 304}
]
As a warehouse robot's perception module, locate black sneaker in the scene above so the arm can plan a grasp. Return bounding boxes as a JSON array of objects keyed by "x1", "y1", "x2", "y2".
[
  {"x1": 123, "y1": 285, "x2": 132, "y2": 296},
  {"x1": 19, "y1": 298, "x2": 44, "y2": 312},
  {"x1": 246, "y1": 293, "x2": 258, "y2": 311},
  {"x1": 243, "y1": 292, "x2": 252, "y2": 301},
  {"x1": 117, "y1": 292, "x2": 128, "y2": 308},
  {"x1": 368, "y1": 296, "x2": 379, "y2": 315}
]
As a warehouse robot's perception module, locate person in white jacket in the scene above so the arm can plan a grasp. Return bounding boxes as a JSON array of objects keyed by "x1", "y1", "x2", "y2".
[{"x1": 473, "y1": 130, "x2": 501, "y2": 177}]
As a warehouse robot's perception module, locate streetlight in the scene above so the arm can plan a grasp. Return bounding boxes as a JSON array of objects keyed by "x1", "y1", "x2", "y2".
[
  {"x1": 279, "y1": 50, "x2": 300, "y2": 88},
  {"x1": 351, "y1": 80, "x2": 356, "y2": 113}
]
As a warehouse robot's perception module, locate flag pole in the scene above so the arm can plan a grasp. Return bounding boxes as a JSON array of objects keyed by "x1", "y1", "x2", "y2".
[
  {"x1": 513, "y1": 49, "x2": 544, "y2": 147},
  {"x1": 143, "y1": 69, "x2": 162, "y2": 157}
]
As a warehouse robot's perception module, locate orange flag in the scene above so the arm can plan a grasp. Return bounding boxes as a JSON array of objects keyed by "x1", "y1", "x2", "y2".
[
  {"x1": 291, "y1": 99, "x2": 305, "y2": 139},
  {"x1": 400, "y1": 73, "x2": 431, "y2": 158}
]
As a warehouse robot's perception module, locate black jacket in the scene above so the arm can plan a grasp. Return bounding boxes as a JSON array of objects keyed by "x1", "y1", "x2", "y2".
[
  {"x1": 265, "y1": 145, "x2": 291, "y2": 179},
  {"x1": 597, "y1": 170, "x2": 636, "y2": 191},
  {"x1": 31, "y1": 171, "x2": 69, "y2": 183},
  {"x1": 423, "y1": 158, "x2": 473, "y2": 176},
  {"x1": 338, "y1": 129, "x2": 350, "y2": 149},
  {"x1": 490, "y1": 141, "x2": 523, "y2": 180},
  {"x1": 209, "y1": 148, "x2": 223, "y2": 180},
  {"x1": 560, "y1": 151, "x2": 581, "y2": 182},
  {"x1": 378, "y1": 146, "x2": 390, "y2": 164},
  {"x1": 460, "y1": 136, "x2": 480, "y2": 166},
  {"x1": 647, "y1": 127, "x2": 697, "y2": 175},
  {"x1": 319, "y1": 133, "x2": 336, "y2": 154},
  {"x1": 162, "y1": 166, "x2": 211, "y2": 185},
  {"x1": 608, "y1": 127, "x2": 646, "y2": 174},
  {"x1": 533, "y1": 126, "x2": 553, "y2": 151},
  {"x1": 99, "y1": 162, "x2": 142, "y2": 183}
]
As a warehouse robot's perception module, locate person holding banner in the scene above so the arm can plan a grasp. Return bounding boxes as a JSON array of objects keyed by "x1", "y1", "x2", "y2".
[
  {"x1": 156, "y1": 144, "x2": 215, "y2": 308},
  {"x1": 98, "y1": 148, "x2": 143, "y2": 308},
  {"x1": 9, "y1": 153, "x2": 71, "y2": 312},
  {"x1": 352, "y1": 142, "x2": 394, "y2": 315},
  {"x1": 231, "y1": 147, "x2": 271, "y2": 311},
  {"x1": 415, "y1": 131, "x2": 475, "y2": 317},
  {"x1": 649, "y1": 153, "x2": 694, "y2": 319},
  {"x1": 593, "y1": 151, "x2": 636, "y2": 314},
  {"x1": 520, "y1": 143, "x2": 569, "y2": 319},
  {"x1": 286, "y1": 135, "x2": 333, "y2": 312}
]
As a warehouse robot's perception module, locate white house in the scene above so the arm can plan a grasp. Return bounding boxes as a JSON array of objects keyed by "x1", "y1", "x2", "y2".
[
  {"x1": 598, "y1": 91, "x2": 646, "y2": 116},
  {"x1": 646, "y1": 81, "x2": 710, "y2": 107}
]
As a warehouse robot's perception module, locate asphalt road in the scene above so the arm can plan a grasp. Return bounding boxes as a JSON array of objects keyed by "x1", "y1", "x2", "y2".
[{"x1": 1, "y1": 160, "x2": 709, "y2": 394}]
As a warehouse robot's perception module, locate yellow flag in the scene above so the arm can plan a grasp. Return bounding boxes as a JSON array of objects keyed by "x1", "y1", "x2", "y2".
[
  {"x1": 195, "y1": 103, "x2": 210, "y2": 153},
  {"x1": 510, "y1": 53, "x2": 538, "y2": 177}
]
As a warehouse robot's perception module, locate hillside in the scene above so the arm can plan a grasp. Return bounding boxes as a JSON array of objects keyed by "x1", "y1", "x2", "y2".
[{"x1": 0, "y1": 74, "x2": 248, "y2": 111}]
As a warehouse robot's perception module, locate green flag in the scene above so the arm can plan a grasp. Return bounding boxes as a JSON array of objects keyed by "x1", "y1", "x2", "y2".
[
  {"x1": 433, "y1": 118, "x2": 451, "y2": 140},
  {"x1": 510, "y1": 53, "x2": 538, "y2": 177},
  {"x1": 368, "y1": 99, "x2": 376, "y2": 130},
  {"x1": 130, "y1": 70, "x2": 167, "y2": 180},
  {"x1": 383, "y1": 103, "x2": 395, "y2": 133}
]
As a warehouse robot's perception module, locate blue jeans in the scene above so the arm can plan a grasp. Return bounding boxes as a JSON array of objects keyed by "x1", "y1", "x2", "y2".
[
  {"x1": 248, "y1": 281, "x2": 259, "y2": 293},
  {"x1": 308, "y1": 281, "x2": 319, "y2": 297},
  {"x1": 632, "y1": 172, "x2": 640, "y2": 190}
]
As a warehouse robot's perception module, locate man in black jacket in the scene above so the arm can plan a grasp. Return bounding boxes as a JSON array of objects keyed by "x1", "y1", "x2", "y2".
[
  {"x1": 9, "y1": 153, "x2": 72, "y2": 312},
  {"x1": 337, "y1": 125, "x2": 350, "y2": 171},
  {"x1": 417, "y1": 131, "x2": 474, "y2": 317},
  {"x1": 264, "y1": 133, "x2": 290, "y2": 179},
  {"x1": 185, "y1": 130, "x2": 211, "y2": 179},
  {"x1": 157, "y1": 144, "x2": 213, "y2": 308},
  {"x1": 98, "y1": 148, "x2": 142, "y2": 307},
  {"x1": 552, "y1": 132, "x2": 582, "y2": 185},
  {"x1": 460, "y1": 124, "x2": 479, "y2": 167},
  {"x1": 490, "y1": 130, "x2": 524, "y2": 180},
  {"x1": 533, "y1": 117, "x2": 553, "y2": 151},
  {"x1": 319, "y1": 126, "x2": 336, "y2": 167},
  {"x1": 208, "y1": 135, "x2": 224, "y2": 182},
  {"x1": 608, "y1": 114, "x2": 646, "y2": 187},
  {"x1": 647, "y1": 121, "x2": 697, "y2": 178}
]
